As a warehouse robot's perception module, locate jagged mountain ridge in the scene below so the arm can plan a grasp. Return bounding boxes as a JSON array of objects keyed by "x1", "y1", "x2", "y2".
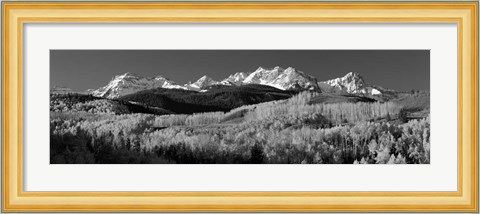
[
  {"x1": 86, "y1": 67, "x2": 394, "y2": 99},
  {"x1": 184, "y1": 75, "x2": 221, "y2": 91},
  {"x1": 184, "y1": 66, "x2": 320, "y2": 91},
  {"x1": 318, "y1": 72, "x2": 393, "y2": 95},
  {"x1": 242, "y1": 66, "x2": 320, "y2": 91},
  {"x1": 220, "y1": 72, "x2": 251, "y2": 86},
  {"x1": 90, "y1": 72, "x2": 187, "y2": 99}
]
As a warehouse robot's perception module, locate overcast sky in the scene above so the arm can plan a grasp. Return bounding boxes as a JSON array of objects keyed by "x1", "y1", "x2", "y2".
[{"x1": 50, "y1": 50, "x2": 429, "y2": 92}]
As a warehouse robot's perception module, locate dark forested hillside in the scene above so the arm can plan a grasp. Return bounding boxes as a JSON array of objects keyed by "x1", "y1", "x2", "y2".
[
  {"x1": 309, "y1": 93, "x2": 377, "y2": 104},
  {"x1": 118, "y1": 84, "x2": 297, "y2": 114},
  {"x1": 50, "y1": 93, "x2": 172, "y2": 115}
]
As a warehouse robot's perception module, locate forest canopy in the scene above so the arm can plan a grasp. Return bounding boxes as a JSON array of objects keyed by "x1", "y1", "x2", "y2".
[{"x1": 50, "y1": 91, "x2": 430, "y2": 164}]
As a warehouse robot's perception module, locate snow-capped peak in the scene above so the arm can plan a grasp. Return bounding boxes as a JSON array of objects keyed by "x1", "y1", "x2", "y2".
[
  {"x1": 343, "y1": 71, "x2": 362, "y2": 79},
  {"x1": 184, "y1": 75, "x2": 220, "y2": 91},
  {"x1": 90, "y1": 72, "x2": 185, "y2": 98},
  {"x1": 198, "y1": 75, "x2": 211, "y2": 81},
  {"x1": 323, "y1": 72, "x2": 366, "y2": 93},
  {"x1": 318, "y1": 72, "x2": 387, "y2": 95},
  {"x1": 242, "y1": 66, "x2": 320, "y2": 91},
  {"x1": 118, "y1": 72, "x2": 137, "y2": 77},
  {"x1": 220, "y1": 72, "x2": 251, "y2": 85},
  {"x1": 111, "y1": 72, "x2": 142, "y2": 82}
]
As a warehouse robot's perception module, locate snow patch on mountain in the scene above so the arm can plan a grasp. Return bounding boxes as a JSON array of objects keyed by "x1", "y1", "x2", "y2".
[{"x1": 370, "y1": 88, "x2": 381, "y2": 95}]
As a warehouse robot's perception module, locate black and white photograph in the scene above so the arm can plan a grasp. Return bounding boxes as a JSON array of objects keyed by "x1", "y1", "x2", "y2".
[{"x1": 50, "y1": 50, "x2": 430, "y2": 164}]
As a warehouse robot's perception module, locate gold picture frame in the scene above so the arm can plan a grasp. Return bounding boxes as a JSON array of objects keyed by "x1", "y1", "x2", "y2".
[{"x1": 1, "y1": 1, "x2": 478, "y2": 212}]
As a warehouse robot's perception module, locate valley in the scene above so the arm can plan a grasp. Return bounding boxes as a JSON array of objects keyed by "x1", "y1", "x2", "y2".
[{"x1": 50, "y1": 67, "x2": 430, "y2": 164}]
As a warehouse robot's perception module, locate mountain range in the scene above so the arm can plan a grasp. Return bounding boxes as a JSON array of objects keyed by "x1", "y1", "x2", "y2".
[{"x1": 54, "y1": 66, "x2": 395, "y2": 99}]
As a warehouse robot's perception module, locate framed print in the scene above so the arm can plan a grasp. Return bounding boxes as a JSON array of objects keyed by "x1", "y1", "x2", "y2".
[{"x1": 1, "y1": 1, "x2": 478, "y2": 212}]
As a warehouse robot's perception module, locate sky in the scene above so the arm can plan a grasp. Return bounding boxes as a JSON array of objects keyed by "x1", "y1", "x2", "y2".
[{"x1": 50, "y1": 50, "x2": 429, "y2": 92}]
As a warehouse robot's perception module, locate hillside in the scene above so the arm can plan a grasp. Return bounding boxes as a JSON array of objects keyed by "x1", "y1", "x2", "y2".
[
  {"x1": 309, "y1": 93, "x2": 377, "y2": 104},
  {"x1": 119, "y1": 84, "x2": 297, "y2": 114},
  {"x1": 50, "y1": 93, "x2": 171, "y2": 115},
  {"x1": 51, "y1": 91, "x2": 430, "y2": 164}
]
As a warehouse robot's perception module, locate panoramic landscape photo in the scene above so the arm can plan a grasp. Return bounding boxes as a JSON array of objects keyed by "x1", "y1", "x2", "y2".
[{"x1": 50, "y1": 50, "x2": 430, "y2": 164}]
